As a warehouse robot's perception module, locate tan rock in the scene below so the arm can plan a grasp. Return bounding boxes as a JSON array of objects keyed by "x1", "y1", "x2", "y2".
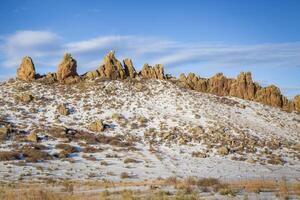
[
  {"x1": 140, "y1": 63, "x2": 165, "y2": 80},
  {"x1": 208, "y1": 73, "x2": 233, "y2": 96},
  {"x1": 123, "y1": 58, "x2": 137, "y2": 78},
  {"x1": 85, "y1": 70, "x2": 100, "y2": 80},
  {"x1": 56, "y1": 104, "x2": 70, "y2": 116},
  {"x1": 27, "y1": 132, "x2": 38, "y2": 142},
  {"x1": 294, "y1": 95, "x2": 300, "y2": 112},
  {"x1": 17, "y1": 56, "x2": 36, "y2": 81},
  {"x1": 255, "y1": 85, "x2": 283, "y2": 108},
  {"x1": 98, "y1": 51, "x2": 126, "y2": 80},
  {"x1": 88, "y1": 120, "x2": 105, "y2": 132},
  {"x1": 15, "y1": 93, "x2": 33, "y2": 103},
  {"x1": 57, "y1": 53, "x2": 78, "y2": 82},
  {"x1": 229, "y1": 72, "x2": 256, "y2": 100},
  {"x1": 217, "y1": 146, "x2": 229, "y2": 156}
]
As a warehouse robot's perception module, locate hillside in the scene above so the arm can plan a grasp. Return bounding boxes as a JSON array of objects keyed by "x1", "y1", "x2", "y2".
[{"x1": 0, "y1": 52, "x2": 299, "y2": 199}]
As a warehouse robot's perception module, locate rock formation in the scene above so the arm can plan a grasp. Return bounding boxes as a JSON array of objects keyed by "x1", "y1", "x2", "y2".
[
  {"x1": 254, "y1": 85, "x2": 284, "y2": 108},
  {"x1": 177, "y1": 71, "x2": 298, "y2": 112},
  {"x1": 140, "y1": 64, "x2": 165, "y2": 80},
  {"x1": 57, "y1": 53, "x2": 78, "y2": 82},
  {"x1": 123, "y1": 58, "x2": 137, "y2": 78},
  {"x1": 16, "y1": 57, "x2": 36, "y2": 81},
  {"x1": 229, "y1": 72, "x2": 257, "y2": 100},
  {"x1": 98, "y1": 51, "x2": 126, "y2": 80},
  {"x1": 13, "y1": 51, "x2": 299, "y2": 113},
  {"x1": 294, "y1": 95, "x2": 300, "y2": 112}
]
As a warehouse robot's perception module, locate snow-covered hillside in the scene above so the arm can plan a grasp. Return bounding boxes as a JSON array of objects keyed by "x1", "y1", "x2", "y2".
[{"x1": 0, "y1": 78, "x2": 299, "y2": 182}]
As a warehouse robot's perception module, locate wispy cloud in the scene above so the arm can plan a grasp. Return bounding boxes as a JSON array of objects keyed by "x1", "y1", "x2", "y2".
[
  {"x1": 1, "y1": 30, "x2": 300, "y2": 73},
  {"x1": 0, "y1": 30, "x2": 62, "y2": 68}
]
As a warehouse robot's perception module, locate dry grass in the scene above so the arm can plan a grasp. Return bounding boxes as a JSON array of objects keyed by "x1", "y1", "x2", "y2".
[{"x1": 0, "y1": 178, "x2": 299, "y2": 200}]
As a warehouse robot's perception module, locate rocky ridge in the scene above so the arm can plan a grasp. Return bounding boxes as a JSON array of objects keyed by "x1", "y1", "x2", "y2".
[{"x1": 14, "y1": 51, "x2": 300, "y2": 113}]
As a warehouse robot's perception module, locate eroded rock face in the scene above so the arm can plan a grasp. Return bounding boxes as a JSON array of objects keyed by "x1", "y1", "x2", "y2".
[
  {"x1": 255, "y1": 85, "x2": 283, "y2": 108},
  {"x1": 140, "y1": 64, "x2": 165, "y2": 80},
  {"x1": 17, "y1": 57, "x2": 36, "y2": 81},
  {"x1": 294, "y1": 95, "x2": 300, "y2": 112},
  {"x1": 57, "y1": 53, "x2": 78, "y2": 82},
  {"x1": 229, "y1": 72, "x2": 257, "y2": 100},
  {"x1": 178, "y1": 71, "x2": 296, "y2": 111},
  {"x1": 123, "y1": 58, "x2": 137, "y2": 78},
  {"x1": 98, "y1": 51, "x2": 126, "y2": 80}
]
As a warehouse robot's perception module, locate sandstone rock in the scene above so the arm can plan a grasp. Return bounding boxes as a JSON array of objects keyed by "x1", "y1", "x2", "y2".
[
  {"x1": 85, "y1": 70, "x2": 100, "y2": 80},
  {"x1": 57, "y1": 53, "x2": 78, "y2": 82},
  {"x1": 123, "y1": 58, "x2": 137, "y2": 78},
  {"x1": 208, "y1": 73, "x2": 233, "y2": 96},
  {"x1": 140, "y1": 63, "x2": 165, "y2": 80},
  {"x1": 57, "y1": 104, "x2": 70, "y2": 116},
  {"x1": 294, "y1": 95, "x2": 300, "y2": 112},
  {"x1": 88, "y1": 120, "x2": 105, "y2": 132},
  {"x1": 229, "y1": 72, "x2": 256, "y2": 100},
  {"x1": 217, "y1": 146, "x2": 229, "y2": 156},
  {"x1": 27, "y1": 132, "x2": 38, "y2": 142},
  {"x1": 16, "y1": 57, "x2": 36, "y2": 81},
  {"x1": 98, "y1": 51, "x2": 126, "y2": 80},
  {"x1": 255, "y1": 85, "x2": 283, "y2": 108},
  {"x1": 16, "y1": 93, "x2": 34, "y2": 103},
  {"x1": 45, "y1": 73, "x2": 57, "y2": 83}
]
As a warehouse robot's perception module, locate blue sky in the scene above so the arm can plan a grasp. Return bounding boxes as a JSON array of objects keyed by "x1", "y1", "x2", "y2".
[{"x1": 0, "y1": 0, "x2": 300, "y2": 98}]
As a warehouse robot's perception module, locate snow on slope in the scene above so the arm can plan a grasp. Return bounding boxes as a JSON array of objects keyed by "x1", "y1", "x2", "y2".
[{"x1": 0, "y1": 78, "x2": 299, "y2": 182}]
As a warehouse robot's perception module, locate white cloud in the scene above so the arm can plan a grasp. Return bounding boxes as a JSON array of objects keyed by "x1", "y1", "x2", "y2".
[
  {"x1": 1, "y1": 30, "x2": 62, "y2": 68},
  {"x1": 1, "y1": 30, "x2": 300, "y2": 73}
]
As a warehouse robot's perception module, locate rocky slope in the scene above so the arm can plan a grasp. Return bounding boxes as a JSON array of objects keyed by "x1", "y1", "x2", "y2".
[
  {"x1": 1, "y1": 51, "x2": 299, "y2": 183},
  {"x1": 0, "y1": 76, "x2": 299, "y2": 182}
]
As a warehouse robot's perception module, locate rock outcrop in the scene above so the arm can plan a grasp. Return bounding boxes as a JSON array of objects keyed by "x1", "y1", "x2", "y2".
[
  {"x1": 140, "y1": 64, "x2": 165, "y2": 80},
  {"x1": 294, "y1": 95, "x2": 300, "y2": 112},
  {"x1": 178, "y1": 72, "x2": 297, "y2": 112},
  {"x1": 123, "y1": 58, "x2": 137, "y2": 78},
  {"x1": 14, "y1": 51, "x2": 299, "y2": 113},
  {"x1": 57, "y1": 53, "x2": 78, "y2": 82},
  {"x1": 98, "y1": 51, "x2": 126, "y2": 80},
  {"x1": 255, "y1": 85, "x2": 284, "y2": 108},
  {"x1": 17, "y1": 57, "x2": 36, "y2": 81},
  {"x1": 229, "y1": 72, "x2": 257, "y2": 100}
]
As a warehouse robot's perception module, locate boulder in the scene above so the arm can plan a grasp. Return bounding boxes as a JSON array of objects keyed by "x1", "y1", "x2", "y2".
[
  {"x1": 140, "y1": 63, "x2": 165, "y2": 80},
  {"x1": 88, "y1": 120, "x2": 105, "y2": 132},
  {"x1": 98, "y1": 51, "x2": 126, "y2": 80},
  {"x1": 57, "y1": 53, "x2": 78, "y2": 82},
  {"x1": 84, "y1": 70, "x2": 100, "y2": 80},
  {"x1": 16, "y1": 56, "x2": 36, "y2": 81},
  {"x1": 15, "y1": 93, "x2": 34, "y2": 103},
  {"x1": 123, "y1": 58, "x2": 137, "y2": 78},
  {"x1": 56, "y1": 104, "x2": 70, "y2": 116},
  {"x1": 27, "y1": 132, "x2": 38, "y2": 142},
  {"x1": 217, "y1": 146, "x2": 229, "y2": 156}
]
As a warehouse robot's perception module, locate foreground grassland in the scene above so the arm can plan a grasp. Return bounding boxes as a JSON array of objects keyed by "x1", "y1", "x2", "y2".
[{"x1": 0, "y1": 177, "x2": 299, "y2": 200}]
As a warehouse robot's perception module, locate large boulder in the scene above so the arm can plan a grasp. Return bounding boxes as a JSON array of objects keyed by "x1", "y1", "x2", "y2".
[
  {"x1": 98, "y1": 51, "x2": 126, "y2": 80},
  {"x1": 229, "y1": 72, "x2": 257, "y2": 100},
  {"x1": 57, "y1": 53, "x2": 78, "y2": 82},
  {"x1": 16, "y1": 57, "x2": 36, "y2": 81},
  {"x1": 140, "y1": 63, "x2": 165, "y2": 80},
  {"x1": 123, "y1": 58, "x2": 137, "y2": 78}
]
